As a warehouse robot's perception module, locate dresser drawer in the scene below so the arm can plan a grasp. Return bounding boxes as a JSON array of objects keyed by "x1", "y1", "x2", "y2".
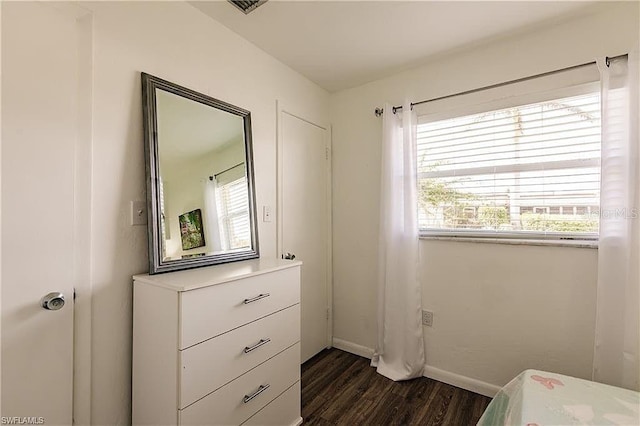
[
  {"x1": 179, "y1": 343, "x2": 300, "y2": 425},
  {"x1": 179, "y1": 305, "x2": 300, "y2": 409},
  {"x1": 180, "y1": 267, "x2": 300, "y2": 349},
  {"x1": 242, "y1": 381, "x2": 301, "y2": 426}
]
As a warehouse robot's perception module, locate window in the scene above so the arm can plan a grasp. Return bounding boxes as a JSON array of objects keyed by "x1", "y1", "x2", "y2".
[
  {"x1": 417, "y1": 89, "x2": 601, "y2": 240},
  {"x1": 159, "y1": 180, "x2": 168, "y2": 258},
  {"x1": 216, "y1": 167, "x2": 251, "y2": 250}
]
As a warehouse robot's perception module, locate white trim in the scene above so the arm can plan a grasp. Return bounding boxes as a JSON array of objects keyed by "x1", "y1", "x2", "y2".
[
  {"x1": 331, "y1": 338, "x2": 501, "y2": 398},
  {"x1": 0, "y1": 2, "x2": 3, "y2": 416},
  {"x1": 423, "y1": 366, "x2": 500, "y2": 398},
  {"x1": 73, "y1": 9, "x2": 94, "y2": 425},
  {"x1": 326, "y1": 124, "x2": 334, "y2": 347},
  {"x1": 331, "y1": 338, "x2": 375, "y2": 359},
  {"x1": 276, "y1": 100, "x2": 333, "y2": 350},
  {"x1": 422, "y1": 235, "x2": 598, "y2": 248}
]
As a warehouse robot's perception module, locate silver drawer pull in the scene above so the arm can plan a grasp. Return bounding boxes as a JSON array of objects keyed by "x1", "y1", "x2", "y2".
[
  {"x1": 243, "y1": 293, "x2": 270, "y2": 304},
  {"x1": 243, "y1": 338, "x2": 271, "y2": 354},
  {"x1": 243, "y1": 384, "x2": 270, "y2": 404}
]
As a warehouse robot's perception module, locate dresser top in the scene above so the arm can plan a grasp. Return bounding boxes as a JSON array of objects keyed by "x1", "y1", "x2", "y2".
[{"x1": 133, "y1": 258, "x2": 302, "y2": 292}]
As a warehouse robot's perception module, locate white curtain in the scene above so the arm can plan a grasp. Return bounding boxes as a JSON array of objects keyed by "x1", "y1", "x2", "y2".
[
  {"x1": 593, "y1": 51, "x2": 639, "y2": 391},
  {"x1": 371, "y1": 101, "x2": 425, "y2": 381},
  {"x1": 203, "y1": 177, "x2": 223, "y2": 253}
]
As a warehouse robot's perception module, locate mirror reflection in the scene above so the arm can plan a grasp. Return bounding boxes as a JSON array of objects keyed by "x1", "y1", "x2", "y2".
[
  {"x1": 142, "y1": 73, "x2": 259, "y2": 274},
  {"x1": 156, "y1": 89, "x2": 251, "y2": 261}
]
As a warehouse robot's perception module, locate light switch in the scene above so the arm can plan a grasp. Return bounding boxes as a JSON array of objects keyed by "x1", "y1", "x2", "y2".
[
  {"x1": 131, "y1": 201, "x2": 147, "y2": 226},
  {"x1": 263, "y1": 205, "x2": 272, "y2": 222}
]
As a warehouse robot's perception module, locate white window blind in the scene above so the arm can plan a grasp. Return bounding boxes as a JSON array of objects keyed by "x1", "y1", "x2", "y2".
[
  {"x1": 417, "y1": 91, "x2": 601, "y2": 239},
  {"x1": 216, "y1": 165, "x2": 251, "y2": 250}
]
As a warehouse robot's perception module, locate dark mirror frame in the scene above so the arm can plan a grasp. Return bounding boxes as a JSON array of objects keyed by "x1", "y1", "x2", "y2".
[{"x1": 141, "y1": 73, "x2": 259, "y2": 274}]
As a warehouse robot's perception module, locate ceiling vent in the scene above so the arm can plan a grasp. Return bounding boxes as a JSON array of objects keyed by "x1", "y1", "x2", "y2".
[{"x1": 228, "y1": 0, "x2": 268, "y2": 14}]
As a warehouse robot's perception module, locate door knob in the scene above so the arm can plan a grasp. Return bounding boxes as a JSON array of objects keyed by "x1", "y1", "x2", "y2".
[
  {"x1": 41, "y1": 292, "x2": 65, "y2": 311},
  {"x1": 283, "y1": 253, "x2": 296, "y2": 260}
]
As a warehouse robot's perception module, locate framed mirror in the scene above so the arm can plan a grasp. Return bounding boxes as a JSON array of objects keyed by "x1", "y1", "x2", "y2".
[{"x1": 142, "y1": 73, "x2": 259, "y2": 274}]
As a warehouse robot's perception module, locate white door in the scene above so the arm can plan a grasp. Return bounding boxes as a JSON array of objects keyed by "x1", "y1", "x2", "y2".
[
  {"x1": 280, "y1": 111, "x2": 330, "y2": 363},
  {"x1": 2, "y1": 2, "x2": 80, "y2": 422}
]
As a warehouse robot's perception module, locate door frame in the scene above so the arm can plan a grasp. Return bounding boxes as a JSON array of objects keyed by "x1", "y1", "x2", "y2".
[
  {"x1": 1, "y1": 2, "x2": 3, "y2": 415},
  {"x1": 0, "y1": 2, "x2": 94, "y2": 423},
  {"x1": 276, "y1": 99, "x2": 333, "y2": 350},
  {"x1": 70, "y1": 5, "x2": 94, "y2": 425}
]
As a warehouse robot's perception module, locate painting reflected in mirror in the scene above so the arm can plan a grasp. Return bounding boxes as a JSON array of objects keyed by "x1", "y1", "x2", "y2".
[{"x1": 142, "y1": 73, "x2": 259, "y2": 274}]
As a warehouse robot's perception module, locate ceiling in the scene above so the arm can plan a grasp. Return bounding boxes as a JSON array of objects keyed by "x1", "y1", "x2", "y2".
[{"x1": 191, "y1": 1, "x2": 600, "y2": 92}]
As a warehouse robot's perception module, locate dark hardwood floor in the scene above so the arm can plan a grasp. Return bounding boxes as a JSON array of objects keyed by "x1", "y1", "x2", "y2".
[{"x1": 301, "y1": 348, "x2": 491, "y2": 426}]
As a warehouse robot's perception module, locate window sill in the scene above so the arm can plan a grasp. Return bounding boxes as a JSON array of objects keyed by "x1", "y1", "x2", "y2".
[{"x1": 420, "y1": 235, "x2": 598, "y2": 249}]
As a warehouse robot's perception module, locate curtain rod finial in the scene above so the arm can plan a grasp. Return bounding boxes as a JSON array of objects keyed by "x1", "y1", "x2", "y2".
[{"x1": 374, "y1": 107, "x2": 384, "y2": 117}]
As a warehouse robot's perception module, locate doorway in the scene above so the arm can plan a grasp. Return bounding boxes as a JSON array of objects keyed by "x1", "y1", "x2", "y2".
[{"x1": 277, "y1": 104, "x2": 332, "y2": 363}]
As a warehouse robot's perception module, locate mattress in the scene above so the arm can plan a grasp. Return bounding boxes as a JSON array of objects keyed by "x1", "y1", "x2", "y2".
[{"x1": 477, "y1": 369, "x2": 639, "y2": 425}]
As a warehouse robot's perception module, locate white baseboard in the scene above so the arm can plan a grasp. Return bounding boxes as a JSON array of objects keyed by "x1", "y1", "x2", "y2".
[
  {"x1": 424, "y1": 365, "x2": 500, "y2": 398},
  {"x1": 331, "y1": 338, "x2": 500, "y2": 398},
  {"x1": 332, "y1": 337, "x2": 375, "y2": 359}
]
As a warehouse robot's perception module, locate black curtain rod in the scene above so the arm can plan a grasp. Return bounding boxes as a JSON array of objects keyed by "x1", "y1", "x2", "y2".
[
  {"x1": 374, "y1": 54, "x2": 627, "y2": 117},
  {"x1": 209, "y1": 162, "x2": 243, "y2": 180}
]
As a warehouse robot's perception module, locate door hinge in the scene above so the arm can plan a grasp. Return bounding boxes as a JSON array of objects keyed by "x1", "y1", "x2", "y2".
[
  {"x1": 325, "y1": 147, "x2": 329, "y2": 160},
  {"x1": 326, "y1": 307, "x2": 329, "y2": 319},
  {"x1": 73, "y1": 288, "x2": 76, "y2": 301}
]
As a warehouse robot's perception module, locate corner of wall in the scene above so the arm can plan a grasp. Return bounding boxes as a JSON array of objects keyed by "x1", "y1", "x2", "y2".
[
  {"x1": 331, "y1": 338, "x2": 500, "y2": 397},
  {"x1": 332, "y1": 338, "x2": 375, "y2": 359}
]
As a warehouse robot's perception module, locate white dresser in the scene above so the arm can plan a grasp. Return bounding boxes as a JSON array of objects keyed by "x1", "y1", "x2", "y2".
[{"x1": 132, "y1": 258, "x2": 302, "y2": 426}]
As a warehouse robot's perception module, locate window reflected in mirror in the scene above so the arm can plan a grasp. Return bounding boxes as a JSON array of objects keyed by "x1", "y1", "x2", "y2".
[{"x1": 156, "y1": 88, "x2": 251, "y2": 261}]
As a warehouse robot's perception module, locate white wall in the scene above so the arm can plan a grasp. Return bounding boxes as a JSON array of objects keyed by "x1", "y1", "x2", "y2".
[
  {"x1": 84, "y1": 2, "x2": 329, "y2": 424},
  {"x1": 420, "y1": 241, "x2": 597, "y2": 392},
  {"x1": 331, "y1": 2, "x2": 639, "y2": 393}
]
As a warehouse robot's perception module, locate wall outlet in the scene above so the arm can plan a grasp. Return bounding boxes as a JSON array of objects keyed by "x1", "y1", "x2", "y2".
[
  {"x1": 422, "y1": 310, "x2": 434, "y2": 327},
  {"x1": 263, "y1": 205, "x2": 272, "y2": 222}
]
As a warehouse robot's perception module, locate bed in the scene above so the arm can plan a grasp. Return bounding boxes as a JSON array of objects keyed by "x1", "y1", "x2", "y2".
[{"x1": 477, "y1": 369, "x2": 639, "y2": 425}]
